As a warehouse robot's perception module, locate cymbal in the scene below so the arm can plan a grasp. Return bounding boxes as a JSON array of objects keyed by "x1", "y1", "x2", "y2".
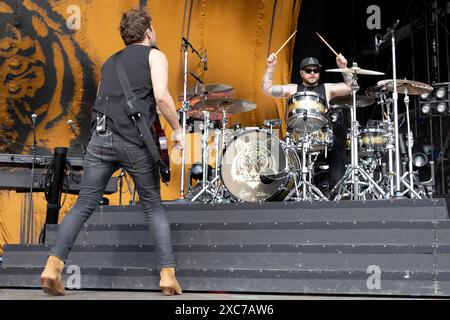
[
  {"x1": 329, "y1": 95, "x2": 376, "y2": 107},
  {"x1": 191, "y1": 98, "x2": 257, "y2": 116},
  {"x1": 377, "y1": 79, "x2": 433, "y2": 96},
  {"x1": 365, "y1": 85, "x2": 387, "y2": 99},
  {"x1": 178, "y1": 83, "x2": 234, "y2": 101},
  {"x1": 326, "y1": 65, "x2": 384, "y2": 76}
]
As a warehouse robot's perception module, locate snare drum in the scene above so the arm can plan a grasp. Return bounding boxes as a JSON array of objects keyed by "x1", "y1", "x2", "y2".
[
  {"x1": 287, "y1": 92, "x2": 328, "y2": 133},
  {"x1": 220, "y1": 128, "x2": 299, "y2": 202}
]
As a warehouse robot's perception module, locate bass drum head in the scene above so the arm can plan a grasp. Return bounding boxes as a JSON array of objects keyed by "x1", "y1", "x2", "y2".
[{"x1": 220, "y1": 129, "x2": 288, "y2": 202}]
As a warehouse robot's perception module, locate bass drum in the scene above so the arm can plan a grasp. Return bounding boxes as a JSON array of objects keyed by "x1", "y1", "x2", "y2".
[{"x1": 220, "y1": 129, "x2": 299, "y2": 202}]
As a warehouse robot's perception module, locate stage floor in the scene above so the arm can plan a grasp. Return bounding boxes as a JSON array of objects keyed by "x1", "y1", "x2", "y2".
[{"x1": 0, "y1": 288, "x2": 427, "y2": 300}]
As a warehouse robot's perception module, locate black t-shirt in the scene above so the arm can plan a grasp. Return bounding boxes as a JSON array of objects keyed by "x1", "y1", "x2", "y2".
[
  {"x1": 93, "y1": 44, "x2": 157, "y2": 146},
  {"x1": 296, "y1": 83, "x2": 327, "y2": 102}
]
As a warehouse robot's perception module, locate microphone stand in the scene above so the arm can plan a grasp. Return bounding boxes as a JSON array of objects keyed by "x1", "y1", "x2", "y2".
[
  {"x1": 179, "y1": 37, "x2": 208, "y2": 200},
  {"x1": 27, "y1": 119, "x2": 37, "y2": 244}
]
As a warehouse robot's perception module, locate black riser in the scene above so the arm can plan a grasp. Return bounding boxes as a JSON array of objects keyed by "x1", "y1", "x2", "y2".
[
  {"x1": 44, "y1": 228, "x2": 439, "y2": 246},
  {"x1": 0, "y1": 266, "x2": 442, "y2": 296}
]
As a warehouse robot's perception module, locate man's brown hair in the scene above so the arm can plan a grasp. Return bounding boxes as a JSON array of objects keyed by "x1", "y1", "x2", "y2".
[{"x1": 119, "y1": 8, "x2": 152, "y2": 45}]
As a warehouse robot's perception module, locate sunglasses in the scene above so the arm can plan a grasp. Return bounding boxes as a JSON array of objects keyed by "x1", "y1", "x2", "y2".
[{"x1": 303, "y1": 68, "x2": 320, "y2": 74}]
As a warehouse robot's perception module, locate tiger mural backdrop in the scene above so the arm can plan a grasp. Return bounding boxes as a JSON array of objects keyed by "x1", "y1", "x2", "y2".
[{"x1": 0, "y1": 0, "x2": 300, "y2": 252}]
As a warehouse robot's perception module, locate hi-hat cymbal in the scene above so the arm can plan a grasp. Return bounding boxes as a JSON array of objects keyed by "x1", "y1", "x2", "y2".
[
  {"x1": 365, "y1": 85, "x2": 387, "y2": 99},
  {"x1": 178, "y1": 83, "x2": 234, "y2": 101},
  {"x1": 326, "y1": 65, "x2": 385, "y2": 76},
  {"x1": 191, "y1": 98, "x2": 257, "y2": 116},
  {"x1": 377, "y1": 79, "x2": 433, "y2": 96},
  {"x1": 329, "y1": 95, "x2": 376, "y2": 107}
]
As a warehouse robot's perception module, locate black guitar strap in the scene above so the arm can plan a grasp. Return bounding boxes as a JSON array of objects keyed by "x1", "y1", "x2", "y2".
[{"x1": 114, "y1": 51, "x2": 170, "y2": 182}]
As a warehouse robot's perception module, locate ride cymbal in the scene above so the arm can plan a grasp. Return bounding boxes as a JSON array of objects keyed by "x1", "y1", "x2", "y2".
[
  {"x1": 377, "y1": 79, "x2": 433, "y2": 96},
  {"x1": 329, "y1": 95, "x2": 376, "y2": 107}
]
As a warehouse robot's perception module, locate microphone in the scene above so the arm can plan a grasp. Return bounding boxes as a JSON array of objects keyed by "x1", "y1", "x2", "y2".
[
  {"x1": 68, "y1": 119, "x2": 77, "y2": 133},
  {"x1": 31, "y1": 114, "x2": 37, "y2": 128},
  {"x1": 68, "y1": 119, "x2": 86, "y2": 155},
  {"x1": 202, "y1": 49, "x2": 208, "y2": 71},
  {"x1": 374, "y1": 35, "x2": 380, "y2": 56},
  {"x1": 378, "y1": 19, "x2": 400, "y2": 47}
]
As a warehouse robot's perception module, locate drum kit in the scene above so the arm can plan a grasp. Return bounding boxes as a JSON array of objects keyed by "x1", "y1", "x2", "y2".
[
  {"x1": 181, "y1": 67, "x2": 434, "y2": 203},
  {"x1": 179, "y1": 28, "x2": 434, "y2": 203}
]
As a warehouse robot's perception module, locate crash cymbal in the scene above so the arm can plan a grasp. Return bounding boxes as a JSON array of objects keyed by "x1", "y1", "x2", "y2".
[
  {"x1": 329, "y1": 95, "x2": 376, "y2": 107},
  {"x1": 191, "y1": 98, "x2": 257, "y2": 115},
  {"x1": 377, "y1": 79, "x2": 433, "y2": 96},
  {"x1": 326, "y1": 65, "x2": 384, "y2": 76},
  {"x1": 178, "y1": 83, "x2": 234, "y2": 101}
]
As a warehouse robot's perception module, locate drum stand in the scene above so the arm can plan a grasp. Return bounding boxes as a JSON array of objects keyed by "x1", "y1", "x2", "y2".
[
  {"x1": 398, "y1": 90, "x2": 429, "y2": 199},
  {"x1": 190, "y1": 110, "x2": 228, "y2": 203},
  {"x1": 284, "y1": 139, "x2": 328, "y2": 201},
  {"x1": 331, "y1": 72, "x2": 387, "y2": 201}
]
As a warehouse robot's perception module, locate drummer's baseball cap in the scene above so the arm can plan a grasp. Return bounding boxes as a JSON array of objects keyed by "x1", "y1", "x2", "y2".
[{"x1": 300, "y1": 57, "x2": 322, "y2": 70}]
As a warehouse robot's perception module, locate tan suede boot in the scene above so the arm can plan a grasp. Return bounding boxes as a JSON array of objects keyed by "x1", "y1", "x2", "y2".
[
  {"x1": 159, "y1": 267, "x2": 182, "y2": 296},
  {"x1": 40, "y1": 255, "x2": 65, "y2": 296}
]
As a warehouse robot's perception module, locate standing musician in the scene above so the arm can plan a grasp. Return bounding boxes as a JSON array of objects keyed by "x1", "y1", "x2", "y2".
[
  {"x1": 40, "y1": 8, "x2": 183, "y2": 296},
  {"x1": 262, "y1": 53, "x2": 352, "y2": 188}
]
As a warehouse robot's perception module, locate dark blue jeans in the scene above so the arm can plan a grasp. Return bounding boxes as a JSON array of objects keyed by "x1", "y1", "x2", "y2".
[{"x1": 49, "y1": 129, "x2": 175, "y2": 269}]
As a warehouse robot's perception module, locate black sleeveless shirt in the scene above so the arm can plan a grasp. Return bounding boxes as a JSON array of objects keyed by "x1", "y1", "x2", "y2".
[
  {"x1": 296, "y1": 84, "x2": 327, "y2": 102},
  {"x1": 93, "y1": 44, "x2": 157, "y2": 146}
]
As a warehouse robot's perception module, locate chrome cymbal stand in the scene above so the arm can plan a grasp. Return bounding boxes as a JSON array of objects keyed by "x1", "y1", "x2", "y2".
[
  {"x1": 378, "y1": 90, "x2": 396, "y2": 197},
  {"x1": 399, "y1": 88, "x2": 429, "y2": 198},
  {"x1": 376, "y1": 21, "x2": 403, "y2": 197},
  {"x1": 330, "y1": 70, "x2": 387, "y2": 201},
  {"x1": 190, "y1": 111, "x2": 228, "y2": 203},
  {"x1": 179, "y1": 37, "x2": 207, "y2": 199}
]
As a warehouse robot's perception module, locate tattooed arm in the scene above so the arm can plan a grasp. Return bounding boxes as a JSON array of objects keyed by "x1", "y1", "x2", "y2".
[
  {"x1": 262, "y1": 53, "x2": 296, "y2": 98},
  {"x1": 325, "y1": 54, "x2": 352, "y2": 100}
]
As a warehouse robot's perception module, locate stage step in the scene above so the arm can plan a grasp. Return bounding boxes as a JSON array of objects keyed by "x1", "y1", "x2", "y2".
[
  {"x1": 86, "y1": 199, "x2": 449, "y2": 224},
  {"x1": 1, "y1": 199, "x2": 450, "y2": 296},
  {"x1": 43, "y1": 220, "x2": 447, "y2": 246},
  {"x1": 0, "y1": 265, "x2": 445, "y2": 296},
  {"x1": 1, "y1": 243, "x2": 442, "y2": 271}
]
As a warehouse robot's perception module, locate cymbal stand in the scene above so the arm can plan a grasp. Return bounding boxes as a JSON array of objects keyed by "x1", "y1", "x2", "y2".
[
  {"x1": 376, "y1": 21, "x2": 402, "y2": 197},
  {"x1": 26, "y1": 120, "x2": 38, "y2": 244},
  {"x1": 179, "y1": 37, "x2": 207, "y2": 199},
  {"x1": 201, "y1": 111, "x2": 210, "y2": 189},
  {"x1": 179, "y1": 38, "x2": 190, "y2": 199},
  {"x1": 379, "y1": 91, "x2": 396, "y2": 197},
  {"x1": 331, "y1": 69, "x2": 387, "y2": 201},
  {"x1": 191, "y1": 111, "x2": 227, "y2": 203},
  {"x1": 399, "y1": 89, "x2": 428, "y2": 198}
]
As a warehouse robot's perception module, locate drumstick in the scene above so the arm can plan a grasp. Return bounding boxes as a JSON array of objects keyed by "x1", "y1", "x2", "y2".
[
  {"x1": 316, "y1": 32, "x2": 340, "y2": 57},
  {"x1": 274, "y1": 30, "x2": 298, "y2": 56}
]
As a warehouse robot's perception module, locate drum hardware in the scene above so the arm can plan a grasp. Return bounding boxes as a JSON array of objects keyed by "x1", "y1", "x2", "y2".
[
  {"x1": 263, "y1": 119, "x2": 282, "y2": 136},
  {"x1": 179, "y1": 37, "x2": 201, "y2": 199},
  {"x1": 378, "y1": 79, "x2": 433, "y2": 199},
  {"x1": 283, "y1": 139, "x2": 329, "y2": 201},
  {"x1": 327, "y1": 63, "x2": 387, "y2": 201}
]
